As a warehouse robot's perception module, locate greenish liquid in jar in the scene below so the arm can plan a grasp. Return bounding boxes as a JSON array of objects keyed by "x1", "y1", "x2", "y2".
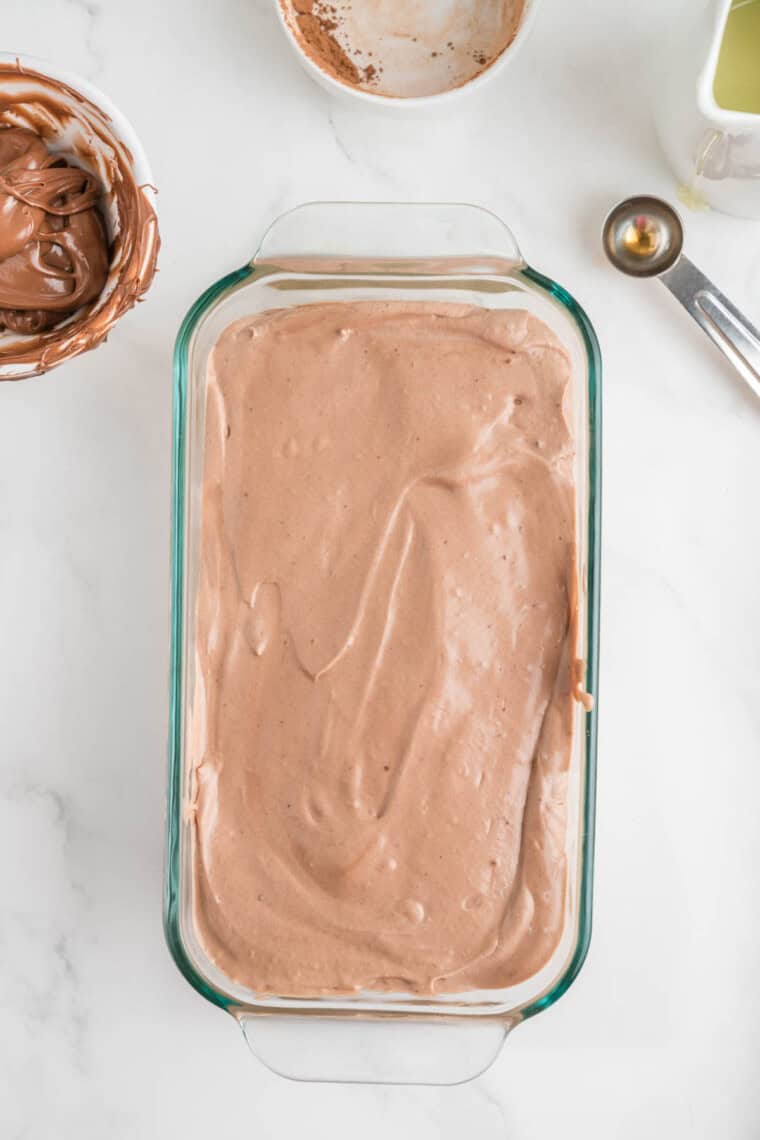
[{"x1": 714, "y1": 0, "x2": 760, "y2": 114}]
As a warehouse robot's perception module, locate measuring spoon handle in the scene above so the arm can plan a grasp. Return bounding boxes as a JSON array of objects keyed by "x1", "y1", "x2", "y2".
[{"x1": 660, "y1": 255, "x2": 760, "y2": 401}]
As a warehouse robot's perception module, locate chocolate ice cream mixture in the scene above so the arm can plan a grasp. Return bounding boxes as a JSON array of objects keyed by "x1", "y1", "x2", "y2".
[
  {"x1": 0, "y1": 127, "x2": 108, "y2": 335},
  {"x1": 190, "y1": 301, "x2": 582, "y2": 997}
]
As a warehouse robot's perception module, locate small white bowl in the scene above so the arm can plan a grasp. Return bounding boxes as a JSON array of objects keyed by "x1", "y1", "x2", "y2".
[
  {"x1": 275, "y1": 0, "x2": 540, "y2": 111},
  {"x1": 0, "y1": 52, "x2": 160, "y2": 380}
]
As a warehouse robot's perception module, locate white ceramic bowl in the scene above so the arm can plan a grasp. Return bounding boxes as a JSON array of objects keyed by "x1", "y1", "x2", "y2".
[
  {"x1": 0, "y1": 52, "x2": 160, "y2": 380},
  {"x1": 275, "y1": 0, "x2": 540, "y2": 111}
]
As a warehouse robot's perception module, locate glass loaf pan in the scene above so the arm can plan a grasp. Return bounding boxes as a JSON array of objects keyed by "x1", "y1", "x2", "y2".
[{"x1": 164, "y1": 203, "x2": 601, "y2": 1084}]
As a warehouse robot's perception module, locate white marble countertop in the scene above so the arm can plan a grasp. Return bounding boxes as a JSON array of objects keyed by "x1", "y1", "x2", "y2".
[{"x1": 2, "y1": 0, "x2": 760, "y2": 1135}]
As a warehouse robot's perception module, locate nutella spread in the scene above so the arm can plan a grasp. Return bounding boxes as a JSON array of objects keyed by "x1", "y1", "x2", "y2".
[
  {"x1": 282, "y1": 0, "x2": 526, "y2": 97},
  {"x1": 192, "y1": 301, "x2": 578, "y2": 996},
  {"x1": 0, "y1": 127, "x2": 108, "y2": 335},
  {"x1": 0, "y1": 61, "x2": 159, "y2": 378}
]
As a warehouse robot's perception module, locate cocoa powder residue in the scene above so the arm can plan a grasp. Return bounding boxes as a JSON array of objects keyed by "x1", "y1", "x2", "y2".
[{"x1": 292, "y1": 0, "x2": 361, "y2": 86}]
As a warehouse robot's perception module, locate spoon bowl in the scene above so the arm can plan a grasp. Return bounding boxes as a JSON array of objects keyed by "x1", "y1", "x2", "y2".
[{"x1": 602, "y1": 195, "x2": 684, "y2": 278}]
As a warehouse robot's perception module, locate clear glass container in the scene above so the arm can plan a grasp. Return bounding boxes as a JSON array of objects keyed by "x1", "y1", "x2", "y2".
[{"x1": 164, "y1": 203, "x2": 601, "y2": 1085}]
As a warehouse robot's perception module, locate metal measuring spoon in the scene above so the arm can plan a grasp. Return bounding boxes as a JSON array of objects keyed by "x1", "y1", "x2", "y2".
[{"x1": 603, "y1": 195, "x2": 760, "y2": 401}]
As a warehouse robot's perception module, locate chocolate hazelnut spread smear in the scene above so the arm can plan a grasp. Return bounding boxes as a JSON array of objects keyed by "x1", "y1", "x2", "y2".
[
  {"x1": 0, "y1": 127, "x2": 108, "y2": 334},
  {"x1": 192, "y1": 302, "x2": 579, "y2": 996},
  {"x1": 0, "y1": 61, "x2": 159, "y2": 378}
]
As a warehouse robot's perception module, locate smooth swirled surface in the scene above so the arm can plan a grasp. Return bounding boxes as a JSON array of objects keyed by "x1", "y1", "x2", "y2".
[
  {"x1": 0, "y1": 127, "x2": 108, "y2": 334},
  {"x1": 192, "y1": 301, "x2": 578, "y2": 996}
]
